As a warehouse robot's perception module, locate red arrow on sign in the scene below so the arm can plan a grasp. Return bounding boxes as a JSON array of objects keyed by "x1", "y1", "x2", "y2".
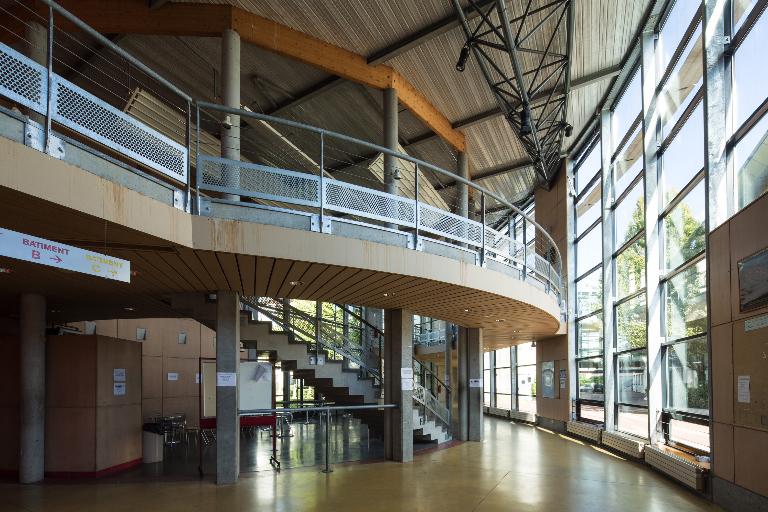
[{"x1": 50, "y1": 255, "x2": 63, "y2": 264}]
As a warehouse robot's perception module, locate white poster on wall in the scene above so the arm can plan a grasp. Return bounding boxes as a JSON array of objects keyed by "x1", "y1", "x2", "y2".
[
  {"x1": 400, "y1": 368, "x2": 414, "y2": 379},
  {"x1": 113, "y1": 368, "x2": 126, "y2": 382},
  {"x1": 167, "y1": 372, "x2": 179, "y2": 381},
  {"x1": 195, "y1": 373, "x2": 200, "y2": 384},
  {"x1": 469, "y1": 378, "x2": 483, "y2": 388},
  {"x1": 401, "y1": 378, "x2": 414, "y2": 391},
  {"x1": 217, "y1": 372, "x2": 237, "y2": 387},
  {"x1": 113, "y1": 382, "x2": 126, "y2": 396},
  {"x1": 737, "y1": 375, "x2": 751, "y2": 403}
]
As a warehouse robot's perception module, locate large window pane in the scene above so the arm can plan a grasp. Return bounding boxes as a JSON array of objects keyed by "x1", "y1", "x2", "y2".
[
  {"x1": 617, "y1": 404, "x2": 649, "y2": 438},
  {"x1": 484, "y1": 352, "x2": 491, "y2": 370},
  {"x1": 661, "y1": 104, "x2": 704, "y2": 206},
  {"x1": 663, "y1": 180, "x2": 705, "y2": 271},
  {"x1": 495, "y1": 347, "x2": 511, "y2": 368},
  {"x1": 660, "y1": 26, "x2": 703, "y2": 138},
  {"x1": 577, "y1": 313, "x2": 603, "y2": 357},
  {"x1": 614, "y1": 180, "x2": 644, "y2": 245},
  {"x1": 484, "y1": 393, "x2": 491, "y2": 406},
  {"x1": 618, "y1": 351, "x2": 648, "y2": 406},
  {"x1": 495, "y1": 367, "x2": 512, "y2": 395},
  {"x1": 665, "y1": 338, "x2": 709, "y2": 414},
  {"x1": 616, "y1": 238, "x2": 646, "y2": 300},
  {"x1": 613, "y1": 124, "x2": 643, "y2": 196},
  {"x1": 576, "y1": 142, "x2": 601, "y2": 194},
  {"x1": 576, "y1": 225, "x2": 602, "y2": 277},
  {"x1": 665, "y1": 259, "x2": 707, "y2": 341},
  {"x1": 579, "y1": 403, "x2": 605, "y2": 423},
  {"x1": 519, "y1": 396, "x2": 537, "y2": 414},
  {"x1": 669, "y1": 419, "x2": 710, "y2": 452},
  {"x1": 616, "y1": 295, "x2": 647, "y2": 351},
  {"x1": 576, "y1": 181, "x2": 601, "y2": 237},
  {"x1": 496, "y1": 394, "x2": 512, "y2": 410},
  {"x1": 658, "y1": 0, "x2": 701, "y2": 75},
  {"x1": 612, "y1": 68, "x2": 642, "y2": 147},
  {"x1": 576, "y1": 267, "x2": 602, "y2": 317},
  {"x1": 735, "y1": 114, "x2": 768, "y2": 210},
  {"x1": 578, "y1": 357, "x2": 605, "y2": 401},
  {"x1": 517, "y1": 365, "x2": 536, "y2": 396},
  {"x1": 733, "y1": 10, "x2": 768, "y2": 128},
  {"x1": 517, "y1": 342, "x2": 536, "y2": 366}
]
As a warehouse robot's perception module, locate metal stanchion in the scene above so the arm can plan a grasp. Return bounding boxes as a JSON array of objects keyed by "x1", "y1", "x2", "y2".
[{"x1": 322, "y1": 407, "x2": 333, "y2": 473}]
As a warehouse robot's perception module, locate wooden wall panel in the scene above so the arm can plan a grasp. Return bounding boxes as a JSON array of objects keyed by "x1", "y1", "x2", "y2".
[
  {"x1": 536, "y1": 335, "x2": 569, "y2": 422},
  {"x1": 163, "y1": 395, "x2": 200, "y2": 428},
  {"x1": 46, "y1": 336, "x2": 96, "y2": 408},
  {"x1": 96, "y1": 337, "x2": 142, "y2": 407},
  {"x1": 728, "y1": 195, "x2": 768, "y2": 322},
  {"x1": 96, "y1": 404, "x2": 142, "y2": 471},
  {"x1": 45, "y1": 407, "x2": 96, "y2": 472},
  {"x1": 711, "y1": 323, "x2": 734, "y2": 424},
  {"x1": 162, "y1": 357, "x2": 200, "y2": 398},
  {"x1": 712, "y1": 421, "x2": 735, "y2": 482},
  {"x1": 734, "y1": 426, "x2": 768, "y2": 497},
  {"x1": 161, "y1": 318, "x2": 202, "y2": 359},
  {"x1": 732, "y1": 317, "x2": 768, "y2": 432},
  {"x1": 142, "y1": 356, "x2": 163, "y2": 400}
]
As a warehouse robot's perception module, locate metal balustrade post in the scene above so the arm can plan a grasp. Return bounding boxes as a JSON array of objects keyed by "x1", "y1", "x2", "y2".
[
  {"x1": 522, "y1": 218, "x2": 528, "y2": 280},
  {"x1": 44, "y1": 6, "x2": 53, "y2": 154},
  {"x1": 480, "y1": 192, "x2": 486, "y2": 266},
  {"x1": 319, "y1": 132, "x2": 325, "y2": 230},
  {"x1": 414, "y1": 163, "x2": 420, "y2": 248},
  {"x1": 185, "y1": 100, "x2": 192, "y2": 212},
  {"x1": 195, "y1": 104, "x2": 202, "y2": 215}
]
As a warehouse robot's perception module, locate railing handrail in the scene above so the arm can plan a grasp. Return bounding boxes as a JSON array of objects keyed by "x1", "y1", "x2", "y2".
[
  {"x1": 413, "y1": 359, "x2": 449, "y2": 392},
  {"x1": 240, "y1": 404, "x2": 396, "y2": 414},
  {"x1": 242, "y1": 296, "x2": 382, "y2": 383},
  {"x1": 334, "y1": 303, "x2": 384, "y2": 339},
  {"x1": 195, "y1": 100, "x2": 563, "y2": 281},
  {"x1": 40, "y1": 0, "x2": 192, "y2": 103}
]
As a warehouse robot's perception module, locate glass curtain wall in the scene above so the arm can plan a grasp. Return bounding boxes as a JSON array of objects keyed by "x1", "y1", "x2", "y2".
[
  {"x1": 562, "y1": 0, "x2": 754, "y2": 454},
  {"x1": 574, "y1": 139, "x2": 604, "y2": 422},
  {"x1": 482, "y1": 343, "x2": 536, "y2": 414}
]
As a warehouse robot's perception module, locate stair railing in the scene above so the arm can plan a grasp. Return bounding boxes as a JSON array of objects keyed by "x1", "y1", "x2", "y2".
[
  {"x1": 333, "y1": 304, "x2": 384, "y2": 380},
  {"x1": 241, "y1": 296, "x2": 382, "y2": 388},
  {"x1": 413, "y1": 359, "x2": 451, "y2": 435}
]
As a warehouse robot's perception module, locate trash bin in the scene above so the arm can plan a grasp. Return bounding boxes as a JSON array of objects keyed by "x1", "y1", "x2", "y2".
[{"x1": 142, "y1": 422, "x2": 164, "y2": 463}]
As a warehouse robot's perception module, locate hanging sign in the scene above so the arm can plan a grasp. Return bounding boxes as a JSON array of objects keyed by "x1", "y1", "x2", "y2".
[{"x1": 0, "y1": 227, "x2": 130, "y2": 282}]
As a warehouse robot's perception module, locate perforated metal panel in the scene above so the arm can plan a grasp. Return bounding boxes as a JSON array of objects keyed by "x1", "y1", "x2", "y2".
[
  {"x1": 199, "y1": 156, "x2": 321, "y2": 207},
  {"x1": 0, "y1": 43, "x2": 47, "y2": 115},
  {"x1": 324, "y1": 180, "x2": 416, "y2": 227},
  {"x1": 51, "y1": 76, "x2": 187, "y2": 183},
  {"x1": 418, "y1": 203, "x2": 482, "y2": 247}
]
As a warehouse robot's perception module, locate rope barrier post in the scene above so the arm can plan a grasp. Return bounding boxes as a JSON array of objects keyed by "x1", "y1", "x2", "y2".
[{"x1": 322, "y1": 407, "x2": 333, "y2": 473}]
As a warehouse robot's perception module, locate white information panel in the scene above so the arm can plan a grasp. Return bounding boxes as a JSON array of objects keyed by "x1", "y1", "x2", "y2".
[
  {"x1": 469, "y1": 378, "x2": 483, "y2": 388},
  {"x1": 0, "y1": 226, "x2": 130, "y2": 282},
  {"x1": 217, "y1": 372, "x2": 237, "y2": 387},
  {"x1": 113, "y1": 368, "x2": 126, "y2": 382}
]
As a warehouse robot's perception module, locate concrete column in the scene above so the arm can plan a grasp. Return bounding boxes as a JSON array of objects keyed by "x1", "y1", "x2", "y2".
[
  {"x1": 216, "y1": 291, "x2": 240, "y2": 484},
  {"x1": 383, "y1": 87, "x2": 399, "y2": 229},
  {"x1": 282, "y1": 369, "x2": 291, "y2": 405},
  {"x1": 383, "y1": 309, "x2": 413, "y2": 462},
  {"x1": 19, "y1": 293, "x2": 46, "y2": 484},
  {"x1": 221, "y1": 28, "x2": 241, "y2": 202},
  {"x1": 599, "y1": 108, "x2": 616, "y2": 432},
  {"x1": 459, "y1": 327, "x2": 483, "y2": 441}
]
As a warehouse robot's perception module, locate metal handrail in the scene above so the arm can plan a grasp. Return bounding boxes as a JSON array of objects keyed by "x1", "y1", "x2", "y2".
[
  {"x1": 335, "y1": 303, "x2": 384, "y2": 339},
  {"x1": 195, "y1": 100, "x2": 564, "y2": 294},
  {"x1": 242, "y1": 296, "x2": 382, "y2": 385},
  {"x1": 413, "y1": 359, "x2": 451, "y2": 432}
]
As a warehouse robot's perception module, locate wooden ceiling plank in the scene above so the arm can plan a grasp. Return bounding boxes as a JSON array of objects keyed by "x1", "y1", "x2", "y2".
[
  {"x1": 216, "y1": 252, "x2": 242, "y2": 293},
  {"x1": 275, "y1": 260, "x2": 312, "y2": 298},
  {"x1": 253, "y1": 257, "x2": 276, "y2": 296},
  {"x1": 236, "y1": 254, "x2": 256, "y2": 296},
  {"x1": 195, "y1": 250, "x2": 231, "y2": 291},
  {"x1": 265, "y1": 259, "x2": 294, "y2": 298},
  {"x1": 176, "y1": 247, "x2": 217, "y2": 291}
]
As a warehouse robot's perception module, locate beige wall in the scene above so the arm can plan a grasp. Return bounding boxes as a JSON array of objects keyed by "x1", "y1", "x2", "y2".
[
  {"x1": 72, "y1": 318, "x2": 215, "y2": 427},
  {"x1": 534, "y1": 164, "x2": 570, "y2": 424},
  {"x1": 709, "y1": 193, "x2": 768, "y2": 499}
]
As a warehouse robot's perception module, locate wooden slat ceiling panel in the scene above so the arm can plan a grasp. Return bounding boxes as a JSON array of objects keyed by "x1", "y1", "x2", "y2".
[{"x1": 235, "y1": 254, "x2": 256, "y2": 296}]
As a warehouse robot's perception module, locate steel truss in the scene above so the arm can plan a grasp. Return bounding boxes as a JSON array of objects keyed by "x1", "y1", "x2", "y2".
[{"x1": 451, "y1": 0, "x2": 574, "y2": 184}]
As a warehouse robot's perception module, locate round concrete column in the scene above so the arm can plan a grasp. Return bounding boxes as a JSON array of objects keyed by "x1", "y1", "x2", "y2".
[{"x1": 19, "y1": 293, "x2": 46, "y2": 484}]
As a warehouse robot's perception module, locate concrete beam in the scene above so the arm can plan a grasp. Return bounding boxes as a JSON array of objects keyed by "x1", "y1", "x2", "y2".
[{"x1": 19, "y1": 293, "x2": 46, "y2": 484}]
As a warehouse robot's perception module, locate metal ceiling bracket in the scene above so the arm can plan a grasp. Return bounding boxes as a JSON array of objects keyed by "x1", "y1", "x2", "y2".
[{"x1": 451, "y1": 0, "x2": 574, "y2": 185}]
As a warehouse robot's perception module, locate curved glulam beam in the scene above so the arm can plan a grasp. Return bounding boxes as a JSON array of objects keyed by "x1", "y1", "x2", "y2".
[{"x1": 38, "y1": 0, "x2": 466, "y2": 152}]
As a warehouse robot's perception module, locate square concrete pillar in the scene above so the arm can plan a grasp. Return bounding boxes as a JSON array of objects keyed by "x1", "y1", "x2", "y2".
[
  {"x1": 384, "y1": 309, "x2": 413, "y2": 462},
  {"x1": 458, "y1": 326, "x2": 483, "y2": 442},
  {"x1": 216, "y1": 291, "x2": 240, "y2": 484}
]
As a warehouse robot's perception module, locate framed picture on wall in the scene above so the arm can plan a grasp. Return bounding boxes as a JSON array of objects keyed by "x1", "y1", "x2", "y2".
[
  {"x1": 541, "y1": 361, "x2": 557, "y2": 399},
  {"x1": 738, "y1": 247, "x2": 768, "y2": 312}
]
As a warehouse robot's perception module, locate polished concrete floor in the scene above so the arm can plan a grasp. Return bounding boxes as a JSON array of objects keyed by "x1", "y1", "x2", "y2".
[{"x1": 1, "y1": 417, "x2": 721, "y2": 512}]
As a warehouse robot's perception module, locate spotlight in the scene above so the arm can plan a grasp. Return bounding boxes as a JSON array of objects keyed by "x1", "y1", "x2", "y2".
[
  {"x1": 564, "y1": 122, "x2": 573, "y2": 138},
  {"x1": 519, "y1": 106, "x2": 533, "y2": 137},
  {"x1": 456, "y1": 43, "x2": 471, "y2": 72}
]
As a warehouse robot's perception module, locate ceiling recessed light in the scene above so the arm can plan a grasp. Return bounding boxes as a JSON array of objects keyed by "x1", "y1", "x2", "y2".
[
  {"x1": 124, "y1": 306, "x2": 136, "y2": 312},
  {"x1": 495, "y1": 319, "x2": 505, "y2": 322},
  {"x1": 463, "y1": 309, "x2": 469, "y2": 312},
  {"x1": 289, "y1": 280, "x2": 304, "y2": 286},
  {"x1": 131, "y1": 270, "x2": 139, "y2": 276}
]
